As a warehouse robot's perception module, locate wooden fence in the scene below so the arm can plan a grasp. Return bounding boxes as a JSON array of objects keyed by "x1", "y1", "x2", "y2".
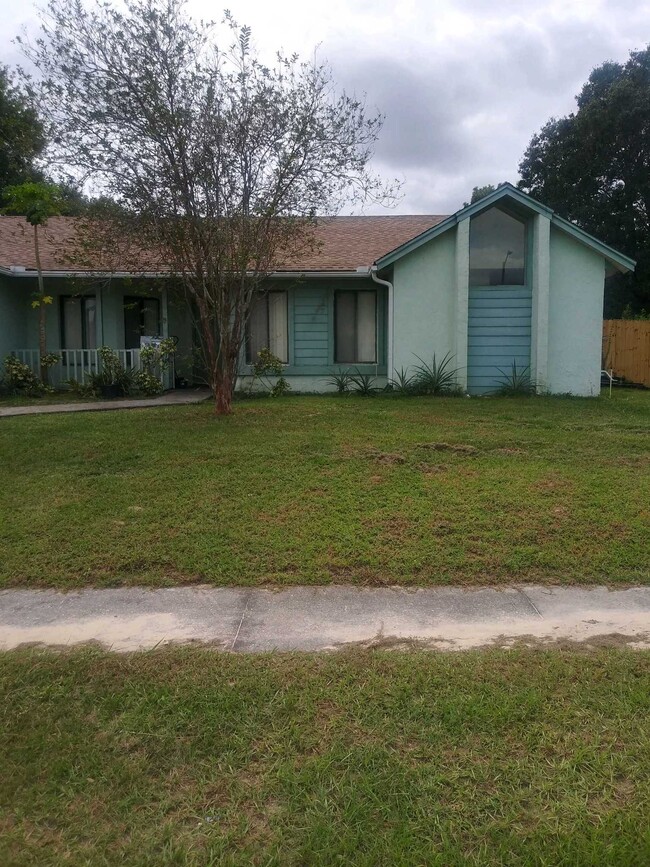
[{"x1": 603, "y1": 320, "x2": 650, "y2": 387}]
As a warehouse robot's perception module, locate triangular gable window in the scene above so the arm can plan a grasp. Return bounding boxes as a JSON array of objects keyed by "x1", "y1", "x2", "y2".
[{"x1": 469, "y1": 207, "x2": 526, "y2": 286}]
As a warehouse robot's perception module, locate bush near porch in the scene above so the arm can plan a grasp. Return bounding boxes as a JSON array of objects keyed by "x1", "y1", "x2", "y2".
[{"x1": 0, "y1": 392, "x2": 648, "y2": 588}]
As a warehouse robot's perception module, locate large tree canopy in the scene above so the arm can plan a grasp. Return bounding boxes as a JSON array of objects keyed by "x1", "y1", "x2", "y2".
[
  {"x1": 518, "y1": 47, "x2": 650, "y2": 315},
  {"x1": 21, "y1": 0, "x2": 397, "y2": 413},
  {"x1": 0, "y1": 67, "x2": 45, "y2": 206}
]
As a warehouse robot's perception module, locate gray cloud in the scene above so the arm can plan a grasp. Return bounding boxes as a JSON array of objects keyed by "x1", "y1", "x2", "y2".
[
  {"x1": 1, "y1": 0, "x2": 648, "y2": 215},
  {"x1": 327, "y1": 3, "x2": 650, "y2": 213}
]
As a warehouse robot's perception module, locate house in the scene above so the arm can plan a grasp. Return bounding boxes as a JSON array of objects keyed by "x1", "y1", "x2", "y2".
[{"x1": 0, "y1": 183, "x2": 635, "y2": 396}]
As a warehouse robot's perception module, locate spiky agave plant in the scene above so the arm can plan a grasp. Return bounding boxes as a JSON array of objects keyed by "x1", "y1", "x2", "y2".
[
  {"x1": 326, "y1": 368, "x2": 352, "y2": 394},
  {"x1": 389, "y1": 366, "x2": 416, "y2": 394},
  {"x1": 348, "y1": 369, "x2": 378, "y2": 396},
  {"x1": 494, "y1": 362, "x2": 537, "y2": 396},
  {"x1": 411, "y1": 352, "x2": 459, "y2": 395}
]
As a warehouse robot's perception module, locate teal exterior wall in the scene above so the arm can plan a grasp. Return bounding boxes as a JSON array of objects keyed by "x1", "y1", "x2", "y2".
[
  {"x1": 391, "y1": 230, "x2": 456, "y2": 376},
  {"x1": 1, "y1": 273, "x2": 386, "y2": 391},
  {"x1": 0, "y1": 276, "x2": 27, "y2": 361},
  {"x1": 0, "y1": 217, "x2": 609, "y2": 396},
  {"x1": 547, "y1": 228, "x2": 605, "y2": 396},
  {"x1": 466, "y1": 286, "x2": 532, "y2": 394},
  {"x1": 238, "y1": 276, "x2": 387, "y2": 391},
  {"x1": 389, "y1": 206, "x2": 608, "y2": 397}
]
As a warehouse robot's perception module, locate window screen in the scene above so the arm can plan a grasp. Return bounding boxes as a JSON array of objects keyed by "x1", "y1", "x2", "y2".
[
  {"x1": 246, "y1": 291, "x2": 289, "y2": 363},
  {"x1": 60, "y1": 296, "x2": 97, "y2": 349},
  {"x1": 335, "y1": 290, "x2": 376, "y2": 363}
]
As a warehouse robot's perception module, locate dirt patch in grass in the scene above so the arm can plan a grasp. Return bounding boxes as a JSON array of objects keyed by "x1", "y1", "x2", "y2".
[{"x1": 365, "y1": 449, "x2": 407, "y2": 465}]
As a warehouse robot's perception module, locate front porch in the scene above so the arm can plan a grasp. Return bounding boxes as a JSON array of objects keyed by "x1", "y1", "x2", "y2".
[
  {"x1": 12, "y1": 347, "x2": 175, "y2": 391},
  {"x1": 0, "y1": 272, "x2": 195, "y2": 390}
]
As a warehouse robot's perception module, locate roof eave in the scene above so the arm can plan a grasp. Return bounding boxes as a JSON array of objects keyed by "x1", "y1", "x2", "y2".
[{"x1": 374, "y1": 182, "x2": 636, "y2": 274}]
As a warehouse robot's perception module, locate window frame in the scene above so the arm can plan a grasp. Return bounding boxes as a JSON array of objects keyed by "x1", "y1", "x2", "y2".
[
  {"x1": 245, "y1": 290, "x2": 289, "y2": 364},
  {"x1": 334, "y1": 289, "x2": 378, "y2": 364},
  {"x1": 468, "y1": 205, "x2": 529, "y2": 288},
  {"x1": 59, "y1": 295, "x2": 97, "y2": 350}
]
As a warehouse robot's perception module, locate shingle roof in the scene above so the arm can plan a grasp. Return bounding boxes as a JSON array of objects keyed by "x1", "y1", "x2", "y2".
[{"x1": 0, "y1": 214, "x2": 447, "y2": 274}]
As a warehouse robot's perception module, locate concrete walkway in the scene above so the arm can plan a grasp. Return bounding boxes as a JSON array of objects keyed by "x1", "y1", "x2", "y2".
[
  {"x1": 0, "y1": 388, "x2": 211, "y2": 417},
  {"x1": 1, "y1": 585, "x2": 649, "y2": 652}
]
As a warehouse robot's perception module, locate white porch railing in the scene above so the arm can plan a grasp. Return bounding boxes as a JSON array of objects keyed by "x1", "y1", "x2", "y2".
[{"x1": 11, "y1": 349, "x2": 174, "y2": 390}]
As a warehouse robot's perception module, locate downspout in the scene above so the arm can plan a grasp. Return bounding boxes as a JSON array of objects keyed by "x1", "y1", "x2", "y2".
[{"x1": 370, "y1": 265, "x2": 394, "y2": 382}]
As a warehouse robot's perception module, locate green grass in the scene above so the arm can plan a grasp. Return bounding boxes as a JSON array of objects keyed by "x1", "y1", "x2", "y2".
[
  {"x1": 0, "y1": 391, "x2": 648, "y2": 588},
  {"x1": 2, "y1": 647, "x2": 650, "y2": 865},
  {"x1": 0, "y1": 391, "x2": 101, "y2": 407}
]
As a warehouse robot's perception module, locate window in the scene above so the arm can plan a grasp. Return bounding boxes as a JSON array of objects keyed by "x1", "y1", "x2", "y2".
[
  {"x1": 335, "y1": 290, "x2": 376, "y2": 363},
  {"x1": 60, "y1": 296, "x2": 97, "y2": 349},
  {"x1": 246, "y1": 291, "x2": 289, "y2": 363},
  {"x1": 469, "y1": 207, "x2": 526, "y2": 286},
  {"x1": 124, "y1": 297, "x2": 161, "y2": 350}
]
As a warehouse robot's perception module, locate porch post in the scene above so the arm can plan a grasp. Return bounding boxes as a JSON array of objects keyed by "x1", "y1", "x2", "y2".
[
  {"x1": 161, "y1": 285, "x2": 169, "y2": 337},
  {"x1": 454, "y1": 217, "x2": 470, "y2": 391},
  {"x1": 97, "y1": 284, "x2": 105, "y2": 346},
  {"x1": 161, "y1": 284, "x2": 171, "y2": 388}
]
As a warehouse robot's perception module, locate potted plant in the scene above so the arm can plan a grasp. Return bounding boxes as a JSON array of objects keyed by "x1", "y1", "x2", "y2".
[{"x1": 89, "y1": 347, "x2": 133, "y2": 398}]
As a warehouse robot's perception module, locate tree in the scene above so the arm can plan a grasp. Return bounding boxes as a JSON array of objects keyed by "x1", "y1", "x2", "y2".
[
  {"x1": 0, "y1": 67, "x2": 46, "y2": 205},
  {"x1": 463, "y1": 184, "x2": 498, "y2": 207},
  {"x1": 3, "y1": 182, "x2": 63, "y2": 383},
  {"x1": 21, "y1": 0, "x2": 397, "y2": 414},
  {"x1": 518, "y1": 47, "x2": 650, "y2": 314}
]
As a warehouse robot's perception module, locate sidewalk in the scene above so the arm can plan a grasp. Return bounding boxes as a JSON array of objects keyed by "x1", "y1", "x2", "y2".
[
  {"x1": 0, "y1": 388, "x2": 211, "y2": 417},
  {"x1": 1, "y1": 584, "x2": 649, "y2": 652}
]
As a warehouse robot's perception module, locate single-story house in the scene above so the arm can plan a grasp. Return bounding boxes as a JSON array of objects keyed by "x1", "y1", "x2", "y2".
[{"x1": 0, "y1": 183, "x2": 635, "y2": 395}]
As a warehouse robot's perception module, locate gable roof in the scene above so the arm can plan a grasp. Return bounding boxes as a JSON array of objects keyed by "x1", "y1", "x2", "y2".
[
  {"x1": 0, "y1": 214, "x2": 446, "y2": 276},
  {"x1": 375, "y1": 183, "x2": 636, "y2": 274}
]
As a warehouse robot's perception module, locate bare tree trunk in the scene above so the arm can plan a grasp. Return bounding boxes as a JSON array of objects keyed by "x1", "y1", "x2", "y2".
[
  {"x1": 196, "y1": 295, "x2": 236, "y2": 416},
  {"x1": 213, "y1": 369, "x2": 234, "y2": 415},
  {"x1": 34, "y1": 224, "x2": 49, "y2": 386}
]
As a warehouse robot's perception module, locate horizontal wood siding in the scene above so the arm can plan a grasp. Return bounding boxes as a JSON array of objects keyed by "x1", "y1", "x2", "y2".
[
  {"x1": 467, "y1": 287, "x2": 532, "y2": 394},
  {"x1": 603, "y1": 319, "x2": 650, "y2": 387},
  {"x1": 293, "y1": 287, "x2": 330, "y2": 366}
]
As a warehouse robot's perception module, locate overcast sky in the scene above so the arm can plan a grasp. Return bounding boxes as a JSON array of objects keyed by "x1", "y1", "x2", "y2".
[{"x1": 1, "y1": 0, "x2": 649, "y2": 214}]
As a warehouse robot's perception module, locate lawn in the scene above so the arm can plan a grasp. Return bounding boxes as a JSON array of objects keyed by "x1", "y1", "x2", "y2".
[
  {"x1": 0, "y1": 391, "x2": 648, "y2": 588},
  {"x1": 2, "y1": 647, "x2": 650, "y2": 865}
]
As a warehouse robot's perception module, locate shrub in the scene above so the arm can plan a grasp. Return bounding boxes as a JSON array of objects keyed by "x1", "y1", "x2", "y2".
[
  {"x1": 249, "y1": 348, "x2": 291, "y2": 397},
  {"x1": 134, "y1": 370, "x2": 164, "y2": 396},
  {"x1": 2, "y1": 355, "x2": 47, "y2": 395},
  {"x1": 88, "y1": 347, "x2": 134, "y2": 395}
]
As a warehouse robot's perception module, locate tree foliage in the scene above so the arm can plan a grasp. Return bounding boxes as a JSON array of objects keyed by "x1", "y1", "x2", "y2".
[
  {"x1": 0, "y1": 67, "x2": 45, "y2": 205},
  {"x1": 463, "y1": 184, "x2": 498, "y2": 207},
  {"x1": 21, "y1": 0, "x2": 398, "y2": 413},
  {"x1": 518, "y1": 47, "x2": 650, "y2": 314}
]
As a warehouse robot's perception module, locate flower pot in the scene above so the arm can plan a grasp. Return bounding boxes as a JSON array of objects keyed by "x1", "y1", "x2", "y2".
[{"x1": 99, "y1": 384, "x2": 123, "y2": 399}]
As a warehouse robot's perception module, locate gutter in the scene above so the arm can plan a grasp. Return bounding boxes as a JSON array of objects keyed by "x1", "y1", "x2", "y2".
[
  {"x1": 369, "y1": 265, "x2": 394, "y2": 382},
  {"x1": 0, "y1": 266, "x2": 373, "y2": 280}
]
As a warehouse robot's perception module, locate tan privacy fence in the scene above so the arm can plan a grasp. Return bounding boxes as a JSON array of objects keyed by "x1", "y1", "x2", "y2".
[{"x1": 603, "y1": 320, "x2": 650, "y2": 387}]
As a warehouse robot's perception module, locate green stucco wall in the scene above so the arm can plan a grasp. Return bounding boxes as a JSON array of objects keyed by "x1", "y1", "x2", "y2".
[
  {"x1": 391, "y1": 229, "x2": 456, "y2": 377},
  {"x1": 547, "y1": 228, "x2": 605, "y2": 396}
]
